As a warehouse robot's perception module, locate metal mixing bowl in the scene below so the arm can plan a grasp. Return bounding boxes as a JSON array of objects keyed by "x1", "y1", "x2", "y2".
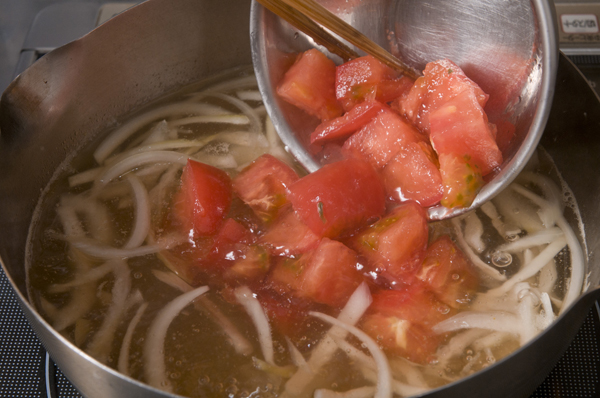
[
  {"x1": 0, "y1": 0, "x2": 599, "y2": 397},
  {"x1": 250, "y1": 0, "x2": 558, "y2": 220}
]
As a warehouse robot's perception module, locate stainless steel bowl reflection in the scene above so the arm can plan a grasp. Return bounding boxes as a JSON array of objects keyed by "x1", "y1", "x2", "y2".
[{"x1": 251, "y1": 0, "x2": 558, "y2": 220}]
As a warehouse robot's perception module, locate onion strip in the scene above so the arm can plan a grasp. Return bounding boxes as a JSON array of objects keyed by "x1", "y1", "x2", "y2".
[
  {"x1": 97, "y1": 151, "x2": 189, "y2": 185},
  {"x1": 118, "y1": 302, "x2": 148, "y2": 376},
  {"x1": 309, "y1": 311, "x2": 392, "y2": 398},
  {"x1": 94, "y1": 102, "x2": 219, "y2": 163},
  {"x1": 234, "y1": 286, "x2": 275, "y2": 365},
  {"x1": 143, "y1": 285, "x2": 209, "y2": 391}
]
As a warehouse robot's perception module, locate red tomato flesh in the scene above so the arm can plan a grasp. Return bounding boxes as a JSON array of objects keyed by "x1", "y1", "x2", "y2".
[
  {"x1": 382, "y1": 141, "x2": 444, "y2": 207},
  {"x1": 438, "y1": 153, "x2": 484, "y2": 208},
  {"x1": 258, "y1": 206, "x2": 320, "y2": 256},
  {"x1": 288, "y1": 157, "x2": 386, "y2": 238},
  {"x1": 361, "y1": 284, "x2": 454, "y2": 363},
  {"x1": 342, "y1": 108, "x2": 423, "y2": 170},
  {"x1": 353, "y1": 201, "x2": 428, "y2": 281},
  {"x1": 335, "y1": 55, "x2": 399, "y2": 111},
  {"x1": 232, "y1": 154, "x2": 299, "y2": 224},
  {"x1": 277, "y1": 49, "x2": 343, "y2": 121},
  {"x1": 417, "y1": 235, "x2": 480, "y2": 308},
  {"x1": 276, "y1": 238, "x2": 364, "y2": 307},
  {"x1": 174, "y1": 159, "x2": 232, "y2": 236},
  {"x1": 429, "y1": 89, "x2": 502, "y2": 176},
  {"x1": 310, "y1": 100, "x2": 388, "y2": 146}
]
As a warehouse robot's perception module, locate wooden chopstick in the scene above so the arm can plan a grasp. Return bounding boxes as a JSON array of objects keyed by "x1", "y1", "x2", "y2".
[
  {"x1": 256, "y1": 0, "x2": 421, "y2": 79},
  {"x1": 256, "y1": 0, "x2": 359, "y2": 62}
]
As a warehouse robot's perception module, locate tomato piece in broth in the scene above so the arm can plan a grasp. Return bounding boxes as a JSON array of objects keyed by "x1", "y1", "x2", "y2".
[
  {"x1": 417, "y1": 235, "x2": 480, "y2": 309},
  {"x1": 259, "y1": 206, "x2": 321, "y2": 256},
  {"x1": 277, "y1": 49, "x2": 343, "y2": 121},
  {"x1": 174, "y1": 159, "x2": 232, "y2": 236},
  {"x1": 288, "y1": 157, "x2": 386, "y2": 239},
  {"x1": 233, "y1": 154, "x2": 299, "y2": 224},
  {"x1": 353, "y1": 201, "x2": 428, "y2": 281},
  {"x1": 361, "y1": 284, "x2": 454, "y2": 363}
]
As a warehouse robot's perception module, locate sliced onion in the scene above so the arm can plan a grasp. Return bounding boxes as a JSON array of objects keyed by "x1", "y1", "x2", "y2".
[
  {"x1": 432, "y1": 311, "x2": 522, "y2": 336},
  {"x1": 463, "y1": 213, "x2": 485, "y2": 253},
  {"x1": 285, "y1": 283, "x2": 372, "y2": 396},
  {"x1": 234, "y1": 286, "x2": 274, "y2": 365},
  {"x1": 309, "y1": 311, "x2": 392, "y2": 398},
  {"x1": 123, "y1": 174, "x2": 150, "y2": 249},
  {"x1": 489, "y1": 236, "x2": 567, "y2": 296},
  {"x1": 451, "y1": 218, "x2": 506, "y2": 282},
  {"x1": 94, "y1": 102, "x2": 219, "y2": 163},
  {"x1": 236, "y1": 90, "x2": 263, "y2": 102},
  {"x1": 144, "y1": 285, "x2": 209, "y2": 391},
  {"x1": 169, "y1": 114, "x2": 249, "y2": 127},
  {"x1": 497, "y1": 227, "x2": 563, "y2": 253},
  {"x1": 210, "y1": 93, "x2": 262, "y2": 135},
  {"x1": 118, "y1": 302, "x2": 148, "y2": 376},
  {"x1": 69, "y1": 238, "x2": 165, "y2": 259},
  {"x1": 47, "y1": 261, "x2": 116, "y2": 293},
  {"x1": 97, "y1": 151, "x2": 189, "y2": 185},
  {"x1": 86, "y1": 260, "x2": 131, "y2": 363},
  {"x1": 152, "y1": 270, "x2": 253, "y2": 356}
]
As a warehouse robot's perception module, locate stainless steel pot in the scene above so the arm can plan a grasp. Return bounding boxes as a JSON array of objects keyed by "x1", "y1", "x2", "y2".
[{"x1": 0, "y1": 0, "x2": 599, "y2": 397}]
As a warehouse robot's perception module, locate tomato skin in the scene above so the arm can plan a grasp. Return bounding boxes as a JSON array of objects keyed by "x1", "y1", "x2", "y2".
[
  {"x1": 335, "y1": 55, "x2": 399, "y2": 111},
  {"x1": 342, "y1": 108, "x2": 423, "y2": 170},
  {"x1": 376, "y1": 76, "x2": 415, "y2": 103},
  {"x1": 417, "y1": 235, "x2": 479, "y2": 308},
  {"x1": 429, "y1": 89, "x2": 502, "y2": 176},
  {"x1": 382, "y1": 141, "x2": 444, "y2": 207},
  {"x1": 174, "y1": 159, "x2": 233, "y2": 236},
  {"x1": 353, "y1": 201, "x2": 428, "y2": 281},
  {"x1": 438, "y1": 153, "x2": 484, "y2": 208},
  {"x1": 258, "y1": 206, "x2": 321, "y2": 256},
  {"x1": 310, "y1": 100, "x2": 388, "y2": 146},
  {"x1": 277, "y1": 49, "x2": 343, "y2": 121},
  {"x1": 288, "y1": 157, "x2": 386, "y2": 239},
  {"x1": 232, "y1": 154, "x2": 299, "y2": 224}
]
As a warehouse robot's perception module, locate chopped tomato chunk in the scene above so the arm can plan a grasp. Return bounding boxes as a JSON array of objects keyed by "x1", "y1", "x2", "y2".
[
  {"x1": 288, "y1": 157, "x2": 386, "y2": 238},
  {"x1": 310, "y1": 100, "x2": 388, "y2": 146},
  {"x1": 335, "y1": 55, "x2": 399, "y2": 111},
  {"x1": 342, "y1": 108, "x2": 423, "y2": 170},
  {"x1": 270, "y1": 238, "x2": 364, "y2": 307},
  {"x1": 438, "y1": 153, "x2": 484, "y2": 208},
  {"x1": 361, "y1": 312, "x2": 442, "y2": 364},
  {"x1": 382, "y1": 141, "x2": 444, "y2": 207},
  {"x1": 173, "y1": 159, "x2": 232, "y2": 236},
  {"x1": 429, "y1": 89, "x2": 502, "y2": 176},
  {"x1": 232, "y1": 154, "x2": 299, "y2": 223},
  {"x1": 397, "y1": 59, "x2": 490, "y2": 134},
  {"x1": 353, "y1": 201, "x2": 428, "y2": 281},
  {"x1": 361, "y1": 284, "x2": 454, "y2": 363},
  {"x1": 376, "y1": 76, "x2": 415, "y2": 104},
  {"x1": 417, "y1": 235, "x2": 479, "y2": 308},
  {"x1": 277, "y1": 49, "x2": 343, "y2": 121},
  {"x1": 259, "y1": 206, "x2": 320, "y2": 256}
]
